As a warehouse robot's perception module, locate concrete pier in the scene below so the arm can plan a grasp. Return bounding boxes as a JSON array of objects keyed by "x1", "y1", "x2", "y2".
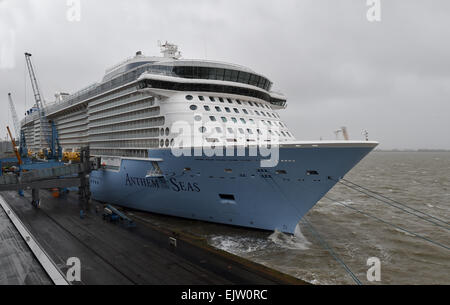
[
  {"x1": 0, "y1": 190, "x2": 307, "y2": 285},
  {"x1": 0, "y1": 204, "x2": 51, "y2": 284}
]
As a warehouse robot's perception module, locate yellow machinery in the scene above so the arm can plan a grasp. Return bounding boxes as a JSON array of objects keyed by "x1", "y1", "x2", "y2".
[{"x1": 62, "y1": 152, "x2": 81, "y2": 163}]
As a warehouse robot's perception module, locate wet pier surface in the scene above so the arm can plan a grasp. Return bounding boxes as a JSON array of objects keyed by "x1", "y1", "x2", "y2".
[
  {"x1": 0, "y1": 190, "x2": 306, "y2": 285},
  {"x1": 0, "y1": 205, "x2": 51, "y2": 284}
]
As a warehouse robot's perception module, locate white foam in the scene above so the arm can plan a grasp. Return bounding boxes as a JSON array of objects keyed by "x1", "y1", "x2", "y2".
[
  {"x1": 208, "y1": 236, "x2": 268, "y2": 255},
  {"x1": 268, "y1": 225, "x2": 311, "y2": 250}
]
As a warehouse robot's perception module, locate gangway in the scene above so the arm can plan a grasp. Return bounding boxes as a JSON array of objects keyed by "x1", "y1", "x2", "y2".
[{"x1": 103, "y1": 204, "x2": 136, "y2": 228}]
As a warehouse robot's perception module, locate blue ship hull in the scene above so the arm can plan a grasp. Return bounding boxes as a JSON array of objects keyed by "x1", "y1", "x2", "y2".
[{"x1": 90, "y1": 143, "x2": 376, "y2": 233}]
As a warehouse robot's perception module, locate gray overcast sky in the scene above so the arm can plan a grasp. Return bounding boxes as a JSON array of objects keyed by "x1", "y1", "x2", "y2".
[{"x1": 1, "y1": 0, "x2": 449, "y2": 149}]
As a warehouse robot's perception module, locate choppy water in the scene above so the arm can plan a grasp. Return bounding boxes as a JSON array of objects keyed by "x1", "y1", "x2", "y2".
[{"x1": 138, "y1": 152, "x2": 450, "y2": 285}]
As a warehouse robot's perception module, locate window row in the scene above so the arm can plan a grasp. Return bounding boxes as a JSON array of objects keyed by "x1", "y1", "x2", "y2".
[
  {"x1": 189, "y1": 103, "x2": 280, "y2": 120},
  {"x1": 187, "y1": 95, "x2": 272, "y2": 111},
  {"x1": 89, "y1": 92, "x2": 152, "y2": 115},
  {"x1": 90, "y1": 139, "x2": 160, "y2": 149},
  {"x1": 88, "y1": 128, "x2": 160, "y2": 141},
  {"x1": 193, "y1": 113, "x2": 286, "y2": 128},
  {"x1": 89, "y1": 99, "x2": 156, "y2": 121},
  {"x1": 89, "y1": 117, "x2": 165, "y2": 135},
  {"x1": 197, "y1": 126, "x2": 293, "y2": 138},
  {"x1": 88, "y1": 108, "x2": 161, "y2": 128}
]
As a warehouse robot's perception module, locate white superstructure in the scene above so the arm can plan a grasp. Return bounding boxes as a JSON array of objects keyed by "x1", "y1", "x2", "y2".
[{"x1": 21, "y1": 43, "x2": 291, "y2": 157}]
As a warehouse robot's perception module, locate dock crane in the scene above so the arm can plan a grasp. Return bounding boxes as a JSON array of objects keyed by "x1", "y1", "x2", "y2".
[
  {"x1": 7, "y1": 93, "x2": 28, "y2": 160},
  {"x1": 7, "y1": 93, "x2": 20, "y2": 140},
  {"x1": 24, "y1": 52, "x2": 61, "y2": 161}
]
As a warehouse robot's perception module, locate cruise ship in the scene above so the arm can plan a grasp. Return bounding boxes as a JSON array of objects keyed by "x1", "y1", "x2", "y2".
[{"x1": 20, "y1": 43, "x2": 378, "y2": 233}]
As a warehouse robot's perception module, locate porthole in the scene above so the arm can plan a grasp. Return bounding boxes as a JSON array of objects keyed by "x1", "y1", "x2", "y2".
[
  {"x1": 170, "y1": 139, "x2": 175, "y2": 146},
  {"x1": 160, "y1": 139, "x2": 164, "y2": 147},
  {"x1": 190, "y1": 105, "x2": 198, "y2": 111},
  {"x1": 186, "y1": 95, "x2": 193, "y2": 101},
  {"x1": 194, "y1": 115, "x2": 202, "y2": 122},
  {"x1": 160, "y1": 129, "x2": 165, "y2": 136},
  {"x1": 165, "y1": 128, "x2": 170, "y2": 136},
  {"x1": 165, "y1": 139, "x2": 170, "y2": 147}
]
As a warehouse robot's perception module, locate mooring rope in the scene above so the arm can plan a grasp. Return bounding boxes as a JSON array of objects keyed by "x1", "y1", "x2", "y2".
[
  {"x1": 338, "y1": 178, "x2": 450, "y2": 229},
  {"x1": 300, "y1": 217, "x2": 363, "y2": 285},
  {"x1": 324, "y1": 195, "x2": 450, "y2": 251}
]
